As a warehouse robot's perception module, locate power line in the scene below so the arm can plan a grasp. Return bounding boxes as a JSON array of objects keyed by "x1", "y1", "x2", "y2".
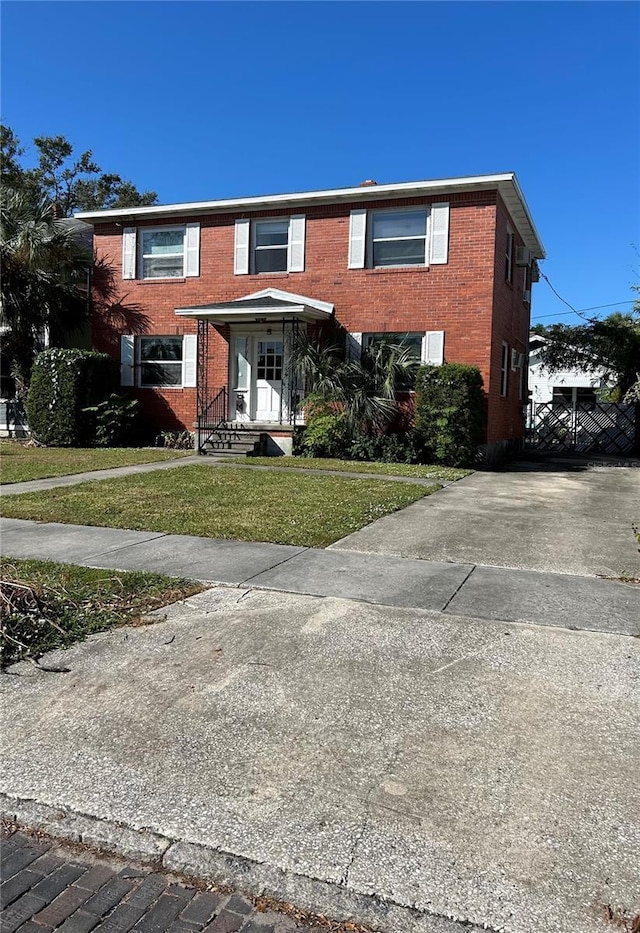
[
  {"x1": 535, "y1": 272, "x2": 636, "y2": 322},
  {"x1": 531, "y1": 299, "x2": 636, "y2": 321}
]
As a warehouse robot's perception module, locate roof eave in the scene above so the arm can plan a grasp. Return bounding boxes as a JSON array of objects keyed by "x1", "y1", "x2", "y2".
[{"x1": 76, "y1": 172, "x2": 545, "y2": 259}]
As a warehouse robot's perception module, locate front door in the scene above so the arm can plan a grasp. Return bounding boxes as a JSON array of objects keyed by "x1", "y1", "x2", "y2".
[{"x1": 254, "y1": 338, "x2": 283, "y2": 422}]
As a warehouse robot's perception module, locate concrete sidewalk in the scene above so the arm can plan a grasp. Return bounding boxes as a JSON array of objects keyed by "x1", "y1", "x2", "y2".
[{"x1": 2, "y1": 517, "x2": 639, "y2": 636}]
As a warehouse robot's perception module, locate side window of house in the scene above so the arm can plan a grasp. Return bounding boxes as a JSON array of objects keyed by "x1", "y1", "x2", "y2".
[
  {"x1": 348, "y1": 204, "x2": 449, "y2": 270},
  {"x1": 122, "y1": 224, "x2": 200, "y2": 280},
  {"x1": 501, "y1": 342, "x2": 509, "y2": 397},
  {"x1": 120, "y1": 335, "x2": 197, "y2": 388},
  {"x1": 234, "y1": 216, "x2": 306, "y2": 274},
  {"x1": 505, "y1": 227, "x2": 514, "y2": 283}
]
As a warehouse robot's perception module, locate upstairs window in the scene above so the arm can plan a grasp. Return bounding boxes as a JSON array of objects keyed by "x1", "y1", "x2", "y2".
[
  {"x1": 254, "y1": 220, "x2": 289, "y2": 273},
  {"x1": 505, "y1": 227, "x2": 514, "y2": 283},
  {"x1": 140, "y1": 228, "x2": 186, "y2": 279},
  {"x1": 348, "y1": 203, "x2": 449, "y2": 270},
  {"x1": 234, "y1": 216, "x2": 306, "y2": 274},
  {"x1": 122, "y1": 224, "x2": 200, "y2": 280},
  {"x1": 370, "y1": 210, "x2": 428, "y2": 267}
]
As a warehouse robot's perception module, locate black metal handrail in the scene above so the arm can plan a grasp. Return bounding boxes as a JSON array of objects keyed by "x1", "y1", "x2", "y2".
[{"x1": 197, "y1": 387, "x2": 227, "y2": 453}]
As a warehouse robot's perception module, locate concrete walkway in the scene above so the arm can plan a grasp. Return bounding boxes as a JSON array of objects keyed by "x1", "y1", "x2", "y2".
[{"x1": 2, "y1": 516, "x2": 639, "y2": 636}]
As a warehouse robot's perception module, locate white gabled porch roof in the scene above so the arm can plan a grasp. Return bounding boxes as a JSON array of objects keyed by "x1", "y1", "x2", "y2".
[{"x1": 175, "y1": 288, "x2": 334, "y2": 324}]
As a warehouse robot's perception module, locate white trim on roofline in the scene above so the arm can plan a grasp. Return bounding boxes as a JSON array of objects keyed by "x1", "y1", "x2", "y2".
[
  {"x1": 75, "y1": 172, "x2": 545, "y2": 258},
  {"x1": 235, "y1": 288, "x2": 334, "y2": 315}
]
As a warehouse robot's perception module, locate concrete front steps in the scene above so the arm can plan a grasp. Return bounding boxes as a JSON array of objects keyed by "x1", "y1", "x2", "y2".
[{"x1": 197, "y1": 423, "x2": 296, "y2": 457}]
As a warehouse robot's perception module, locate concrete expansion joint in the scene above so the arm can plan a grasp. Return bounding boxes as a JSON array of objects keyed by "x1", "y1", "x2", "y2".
[{"x1": 440, "y1": 564, "x2": 477, "y2": 612}]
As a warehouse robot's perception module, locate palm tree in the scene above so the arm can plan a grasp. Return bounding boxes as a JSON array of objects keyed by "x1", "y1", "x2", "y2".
[
  {"x1": 292, "y1": 327, "x2": 420, "y2": 438},
  {"x1": 1, "y1": 189, "x2": 92, "y2": 397}
]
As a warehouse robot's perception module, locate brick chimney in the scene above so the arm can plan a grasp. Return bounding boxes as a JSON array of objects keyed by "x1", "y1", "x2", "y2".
[{"x1": 359, "y1": 179, "x2": 378, "y2": 187}]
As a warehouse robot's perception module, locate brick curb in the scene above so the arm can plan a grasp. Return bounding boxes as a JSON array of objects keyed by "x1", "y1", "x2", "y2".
[{"x1": 1, "y1": 795, "x2": 486, "y2": 933}]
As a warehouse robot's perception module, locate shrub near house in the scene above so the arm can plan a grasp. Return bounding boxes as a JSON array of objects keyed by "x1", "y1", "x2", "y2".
[
  {"x1": 415, "y1": 364, "x2": 484, "y2": 467},
  {"x1": 26, "y1": 348, "x2": 138, "y2": 446}
]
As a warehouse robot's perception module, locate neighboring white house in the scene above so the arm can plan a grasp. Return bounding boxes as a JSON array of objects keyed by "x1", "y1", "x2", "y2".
[{"x1": 528, "y1": 332, "x2": 610, "y2": 410}]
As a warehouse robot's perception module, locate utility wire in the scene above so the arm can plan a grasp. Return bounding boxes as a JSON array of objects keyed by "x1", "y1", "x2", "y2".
[
  {"x1": 535, "y1": 272, "x2": 636, "y2": 322},
  {"x1": 531, "y1": 299, "x2": 636, "y2": 321}
]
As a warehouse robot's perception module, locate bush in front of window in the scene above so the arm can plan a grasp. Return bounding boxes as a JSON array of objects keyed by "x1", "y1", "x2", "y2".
[
  {"x1": 26, "y1": 349, "x2": 119, "y2": 446},
  {"x1": 415, "y1": 364, "x2": 485, "y2": 467}
]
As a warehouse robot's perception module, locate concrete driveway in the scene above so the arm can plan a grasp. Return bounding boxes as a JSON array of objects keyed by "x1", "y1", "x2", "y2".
[
  {"x1": 2, "y1": 587, "x2": 639, "y2": 933},
  {"x1": 330, "y1": 460, "x2": 640, "y2": 579}
]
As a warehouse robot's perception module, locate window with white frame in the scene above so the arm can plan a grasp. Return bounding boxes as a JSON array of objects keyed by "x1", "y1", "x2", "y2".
[
  {"x1": 140, "y1": 336, "x2": 184, "y2": 386},
  {"x1": 370, "y1": 210, "x2": 428, "y2": 267},
  {"x1": 348, "y1": 203, "x2": 449, "y2": 270},
  {"x1": 360, "y1": 330, "x2": 444, "y2": 370},
  {"x1": 254, "y1": 220, "x2": 289, "y2": 273},
  {"x1": 234, "y1": 216, "x2": 306, "y2": 275},
  {"x1": 363, "y1": 332, "x2": 424, "y2": 362},
  {"x1": 362, "y1": 332, "x2": 425, "y2": 389},
  {"x1": 501, "y1": 342, "x2": 509, "y2": 397},
  {"x1": 120, "y1": 334, "x2": 197, "y2": 389},
  {"x1": 122, "y1": 224, "x2": 200, "y2": 280},
  {"x1": 139, "y1": 228, "x2": 186, "y2": 279},
  {"x1": 505, "y1": 227, "x2": 514, "y2": 283}
]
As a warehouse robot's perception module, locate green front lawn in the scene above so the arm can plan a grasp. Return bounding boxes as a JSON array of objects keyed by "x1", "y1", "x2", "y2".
[
  {"x1": 0, "y1": 442, "x2": 193, "y2": 484},
  {"x1": 0, "y1": 464, "x2": 435, "y2": 548},
  {"x1": 249, "y1": 457, "x2": 471, "y2": 482},
  {"x1": 0, "y1": 557, "x2": 204, "y2": 667}
]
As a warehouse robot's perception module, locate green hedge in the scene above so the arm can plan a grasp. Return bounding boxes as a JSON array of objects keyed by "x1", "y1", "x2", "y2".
[
  {"x1": 26, "y1": 349, "x2": 119, "y2": 446},
  {"x1": 414, "y1": 364, "x2": 484, "y2": 466}
]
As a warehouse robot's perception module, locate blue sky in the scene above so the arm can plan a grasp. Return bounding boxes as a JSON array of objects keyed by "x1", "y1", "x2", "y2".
[{"x1": 2, "y1": 1, "x2": 638, "y2": 325}]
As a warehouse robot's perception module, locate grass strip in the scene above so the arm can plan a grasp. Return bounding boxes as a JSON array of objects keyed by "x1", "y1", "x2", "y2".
[
  {"x1": 0, "y1": 464, "x2": 434, "y2": 548},
  {"x1": 0, "y1": 442, "x2": 192, "y2": 485},
  {"x1": 247, "y1": 456, "x2": 470, "y2": 482},
  {"x1": 0, "y1": 557, "x2": 204, "y2": 668}
]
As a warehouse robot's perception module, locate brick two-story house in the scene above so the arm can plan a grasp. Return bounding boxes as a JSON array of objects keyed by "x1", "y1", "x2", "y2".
[{"x1": 77, "y1": 172, "x2": 545, "y2": 462}]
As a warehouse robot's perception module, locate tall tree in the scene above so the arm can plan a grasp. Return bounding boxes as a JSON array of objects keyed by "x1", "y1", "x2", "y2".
[{"x1": 0, "y1": 126, "x2": 157, "y2": 216}]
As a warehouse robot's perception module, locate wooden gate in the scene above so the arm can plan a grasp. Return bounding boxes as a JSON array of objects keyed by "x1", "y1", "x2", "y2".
[{"x1": 526, "y1": 402, "x2": 638, "y2": 455}]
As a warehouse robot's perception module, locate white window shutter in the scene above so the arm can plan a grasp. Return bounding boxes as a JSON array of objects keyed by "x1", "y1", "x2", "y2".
[
  {"x1": 122, "y1": 228, "x2": 137, "y2": 280},
  {"x1": 423, "y1": 331, "x2": 445, "y2": 366},
  {"x1": 348, "y1": 209, "x2": 367, "y2": 269},
  {"x1": 185, "y1": 223, "x2": 200, "y2": 277},
  {"x1": 287, "y1": 214, "x2": 306, "y2": 272},
  {"x1": 120, "y1": 335, "x2": 135, "y2": 386},
  {"x1": 182, "y1": 334, "x2": 197, "y2": 387},
  {"x1": 429, "y1": 203, "x2": 449, "y2": 265},
  {"x1": 234, "y1": 219, "x2": 250, "y2": 274},
  {"x1": 346, "y1": 332, "x2": 362, "y2": 360}
]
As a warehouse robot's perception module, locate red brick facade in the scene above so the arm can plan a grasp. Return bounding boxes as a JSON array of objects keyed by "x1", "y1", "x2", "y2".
[{"x1": 87, "y1": 178, "x2": 542, "y2": 457}]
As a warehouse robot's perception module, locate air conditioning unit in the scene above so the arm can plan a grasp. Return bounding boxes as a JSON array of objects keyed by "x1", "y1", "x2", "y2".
[
  {"x1": 516, "y1": 247, "x2": 532, "y2": 267},
  {"x1": 522, "y1": 289, "x2": 531, "y2": 305}
]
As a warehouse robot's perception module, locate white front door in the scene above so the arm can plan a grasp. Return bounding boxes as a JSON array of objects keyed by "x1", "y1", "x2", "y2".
[{"x1": 254, "y1": 338, "x2": 283, "y2": 422}]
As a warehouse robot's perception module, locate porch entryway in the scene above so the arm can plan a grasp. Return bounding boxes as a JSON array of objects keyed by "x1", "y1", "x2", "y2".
[
  {"x1": 174, "y1": 287, "x2": 334, "y2": 454},
  {"x1": 231, "y1": 334, "x2": 285, "y2": 424}
]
